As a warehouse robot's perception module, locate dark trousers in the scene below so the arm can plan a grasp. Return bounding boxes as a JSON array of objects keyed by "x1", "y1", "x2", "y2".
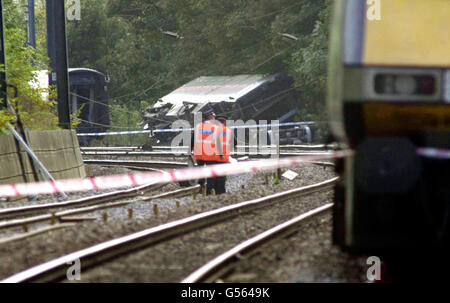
[{"x1": 196, "y1": 160, "x2": 227, "y2": 195}]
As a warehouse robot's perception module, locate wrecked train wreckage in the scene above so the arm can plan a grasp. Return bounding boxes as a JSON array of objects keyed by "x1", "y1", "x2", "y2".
[{"x1": 139, "y1": 74, "x2": 314, "y2": 147}]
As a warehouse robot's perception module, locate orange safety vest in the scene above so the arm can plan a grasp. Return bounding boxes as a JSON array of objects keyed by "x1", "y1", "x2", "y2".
[
  {"x1": 218, "y1": 125, "x2": 233, "y2": 163},
  {"x1": 193, "y1": 121, "x2": 232, "y2": 162}
]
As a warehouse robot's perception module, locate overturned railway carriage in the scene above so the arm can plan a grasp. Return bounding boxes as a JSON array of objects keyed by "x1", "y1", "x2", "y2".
[
  {"x1": 328, "y1": 0, "x2": 450, "y2": 254},
  {"x1": 141, "y1": 74, "x2": 313, "y2": 145}
]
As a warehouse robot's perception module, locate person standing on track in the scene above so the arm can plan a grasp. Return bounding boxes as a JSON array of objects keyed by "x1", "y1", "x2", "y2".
[{"x1": 191, "y1": 108, "x2": 231, "y2": 195}]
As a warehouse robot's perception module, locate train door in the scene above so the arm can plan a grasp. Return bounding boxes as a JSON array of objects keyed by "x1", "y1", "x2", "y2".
[{"x1": 70, "y1": 85, "x2": 94, "y2": 129}]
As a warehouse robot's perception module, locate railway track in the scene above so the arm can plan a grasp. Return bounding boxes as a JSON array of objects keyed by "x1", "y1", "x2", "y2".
[
  {"x1": 0, "y1": 181, "x2": 163, "y2": 222},
  {"x1": 83, "y1": 154, "x2": 334, "y2": 170},
  {"x1": 82, "y1": 152, "x2": 333, "y2": 159},
  {"x1": 81, "y1": 144, "x2": 332, "y2": 152},
  {"x1": 0, "y1": 177, "x2": 337, "y2": 282},
  {"x1": 81, "y1": 145, "x2": 334, "y2": 159},
  {"x1": 182, "y1": 203, "x2": 333, "y2": 282},
  {"x1": 0, "y1": 183, "x2": 199, "y2": 238}
]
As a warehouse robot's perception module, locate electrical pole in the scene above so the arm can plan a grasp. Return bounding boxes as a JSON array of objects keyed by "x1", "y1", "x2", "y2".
[
  {"x1": 27, "y1": 0, "x2": 36, "y2": 48},
  {"x1": 0, "y1": 0, "x2": 7, "y2": 110},
  {"x1": 46, "y1": 0, "x2": 71, "y2": 129}
]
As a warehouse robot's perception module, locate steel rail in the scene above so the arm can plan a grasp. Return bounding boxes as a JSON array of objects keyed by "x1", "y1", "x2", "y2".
[
  {"x1": 0, "y1": 177, "x2": 337, "y2": 283},
  {"x1": 0, "y1": 223, "x2": 76, "y2": 245},
  {"x1": 107, "y1": 166, "x2": 166, "y2": 172},
  {"x1": 181, "y1": 203, "x2": 333, "y2": 283},
  {"x1": 142, "y1": 185, "x2": 200, "y2": 201},
  {"x1": 148, "y1": 145, "x2": 330, "y2": 150},
  {"x1": 81, "y1": 147, "x2": 141, "y2": 151},
  {"x1": 80, "y1": 144, "x2": 330, "y2": 152},
  {"x1": 305, "y1": 161, "x2": 335, "y2": 167},
  {"x1": 0, "y1": 202, "x2": 128, "y2": 231},
  {"x1": 82, "y1": 151, "x2": 188, "y2": 157},
  {"x1": 81, "y1": 149, "x2": 329, "y2": 156},
  {"x1": 0, "y1": 181, "x2": 163, "y2": 221},
  {"x1": 87, "y1": 164, "x2": 176, "y2": 172},
  {"x1": 0, "y1": 185, "x2": 199, "y2": 231},
  {"x1": 81, "y1": 151, "x2": 333, "y2": 159},
  {"x1": 83, "y1": 159, "x2": 188, "y2": 169},
  {"x1": 59, "y1": 216, "x2": 96, "y2": 223}
]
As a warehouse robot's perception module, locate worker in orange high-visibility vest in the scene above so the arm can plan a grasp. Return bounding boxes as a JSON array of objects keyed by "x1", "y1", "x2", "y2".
[{"x1": 191, "y1": 108, "x2": 226, "y2": 195}]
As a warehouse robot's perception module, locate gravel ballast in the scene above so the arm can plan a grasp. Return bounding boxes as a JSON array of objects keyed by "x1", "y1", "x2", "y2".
[
  {"x1": 0, "y1": 162, "x2": 367, "y2": 282},
  {"x1": 222, "y1": 214, "x2": 368, "y2": 283},
  {"x1": 76, "y1": 189, "x2": 336, "y2": 282}
]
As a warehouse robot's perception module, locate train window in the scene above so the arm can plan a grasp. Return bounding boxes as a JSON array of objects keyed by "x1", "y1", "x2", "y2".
[
  {"x1": 445, "y1": 70, "x2": 450, "y2": 103},
  {"x1": 374, "y1": 74, "x2": 436, "y2": 96}
]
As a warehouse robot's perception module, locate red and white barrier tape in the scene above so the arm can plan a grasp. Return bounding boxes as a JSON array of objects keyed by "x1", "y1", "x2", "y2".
[
  {"x1": 0, "y1": 151, "x2": 353, "y2": 198},
  {"x1": 416, "y1": 147, "x2": 450, "y2": 159},
  {"x1": 1, "y1": 147, "x2": 448, "y2": 198}
]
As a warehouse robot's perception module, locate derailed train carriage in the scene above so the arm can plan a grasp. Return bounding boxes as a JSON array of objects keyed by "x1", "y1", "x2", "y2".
[
  {"x1": 33, "y1": 68, "x2": 110, "y2": 145},
  {"x1": 68, "y1": 68, "x2": 110, "y2": 140},
  {"x1": 328, "y1": 0, "x2": 450, "y2": 261},
  {"x1": 140, "y1": 73, "x2": 316, "y2": 146}
]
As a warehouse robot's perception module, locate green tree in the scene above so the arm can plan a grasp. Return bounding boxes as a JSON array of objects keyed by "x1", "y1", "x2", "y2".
[
  {"x1": 65, "y1": 0, "x2": 332, "y2": 135},
  {"x1": 0, "y1": 0, "x2": 58, "y2": 131}
]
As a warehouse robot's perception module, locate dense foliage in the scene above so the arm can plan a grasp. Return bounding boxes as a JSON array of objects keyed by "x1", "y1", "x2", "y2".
[
  {"x1": 1, "y1": 0, "x2": 331, "y2": 134},
  {"x1": 0, "y1": 0, "x2": 59, "y2": 131},
  {"x1": 66, "y1": 0, "x2": 332, "y2": 127}
]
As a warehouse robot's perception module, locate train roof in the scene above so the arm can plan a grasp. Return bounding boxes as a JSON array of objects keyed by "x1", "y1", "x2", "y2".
[
  {"x1": 68, "y1": 68, "x2": 106, "y2": 77},
  {"x1": 154, "y1": 74, "x2": 286, "y2": 116},
  {"x1": 30, "y1": 68, "x2": 107, "y2": 91}
]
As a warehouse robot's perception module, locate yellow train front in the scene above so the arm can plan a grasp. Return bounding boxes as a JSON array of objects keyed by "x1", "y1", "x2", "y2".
[{"x1": 328, "y1": 0, "x2": 450, "y2": 254}]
